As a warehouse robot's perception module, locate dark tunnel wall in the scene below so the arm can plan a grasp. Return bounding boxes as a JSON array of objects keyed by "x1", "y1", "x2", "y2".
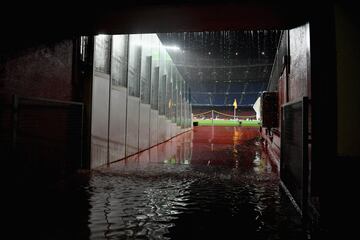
[
  {"x1": 333, "y1": 5, "x2": 360, "y2": 237},
  {"x1": 335, "y1": 5, "x2": 360, "y2": 158},
  {"x1": 0, "y1": 40, "x2": 76, "y2": 172},
  {"x1": 0, "y1": 40, "x2": 74, "y2": 103},
  {"x1": 1, "y1": 2, "x2": 359, "y2": 237}
]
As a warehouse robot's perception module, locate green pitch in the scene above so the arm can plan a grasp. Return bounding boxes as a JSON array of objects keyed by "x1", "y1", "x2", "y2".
[{"x1": 193, "y1": 119, "x2": 261, "y2": 127}]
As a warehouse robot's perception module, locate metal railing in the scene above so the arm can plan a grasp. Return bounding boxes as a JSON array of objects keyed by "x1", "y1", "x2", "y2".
[
  {"x1": 193, "y1": 109, "x2": 256, "y2": 120},
  {"x1": 12, "y1": 95, "x2": 84, "y2": 181}
]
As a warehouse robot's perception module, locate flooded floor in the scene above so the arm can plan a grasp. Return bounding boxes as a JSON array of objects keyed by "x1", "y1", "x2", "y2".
[{"x1": 12, "y1": 126, "x2": 306, "y2": 239}]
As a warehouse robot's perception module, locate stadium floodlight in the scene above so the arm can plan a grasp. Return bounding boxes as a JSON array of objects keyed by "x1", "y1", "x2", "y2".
[{"x1": 164, "y1": 45, "x2": 181, "y2": 51}]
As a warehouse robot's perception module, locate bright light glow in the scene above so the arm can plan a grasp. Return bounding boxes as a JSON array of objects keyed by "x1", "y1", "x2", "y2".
[{"x1": 164, "y1": 45, "x2": 181, "y2": 51}]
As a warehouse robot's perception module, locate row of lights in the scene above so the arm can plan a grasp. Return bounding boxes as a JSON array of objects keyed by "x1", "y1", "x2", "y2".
[{"x1": 165, "y1": 46, "x2": 265, "y2": 56}]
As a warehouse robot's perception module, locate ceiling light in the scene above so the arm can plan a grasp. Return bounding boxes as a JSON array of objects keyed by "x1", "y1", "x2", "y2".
[{"x1": 164, "y1": 45, "x2": 181, "y2": 51}]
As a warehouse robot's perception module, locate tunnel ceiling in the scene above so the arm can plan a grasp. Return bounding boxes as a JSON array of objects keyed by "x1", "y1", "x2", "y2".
[
  {"x1": 158, "y1": 30, "x2": 281, "y2": 105},
  {"x1": 1, "y1": 1, "x2": 308, "y2": 52}
]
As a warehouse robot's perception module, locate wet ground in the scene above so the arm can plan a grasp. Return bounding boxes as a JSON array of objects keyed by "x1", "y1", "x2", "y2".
[{"x1": 10, "y1": 126, "x2": 307, "y2": 239}]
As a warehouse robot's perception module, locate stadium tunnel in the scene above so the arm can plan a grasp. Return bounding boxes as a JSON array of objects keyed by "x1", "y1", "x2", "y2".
[{"x1": 1, "y1": 1, "x2": 359, "y2": 239}]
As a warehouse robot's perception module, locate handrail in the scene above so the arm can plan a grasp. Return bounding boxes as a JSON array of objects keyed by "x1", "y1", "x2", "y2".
[{"x1": 192, "y1": 109, "x2": 256, "y2": 119}]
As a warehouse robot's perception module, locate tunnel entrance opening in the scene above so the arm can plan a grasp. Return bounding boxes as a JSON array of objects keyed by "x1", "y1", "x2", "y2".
[
  {"x1": 74, "y1": 25, "x2": 314, "y2": 239},
  {"x1": 83, "y1": 29, "x2": 282, "y2": 165},
  {"x1": 3, "y1": 1, "x2": 343, "y2": 238}
]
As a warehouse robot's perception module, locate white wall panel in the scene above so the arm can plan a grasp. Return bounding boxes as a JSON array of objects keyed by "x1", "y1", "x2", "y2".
[
  {"x1": 149, "y1": 145, "x2": 158, "y2": 163},
  {"x1": 158, "y1": 115, "x2": 167, "y2": 143},
  {"x1": 109, "y1": 87, "x2": 127, "y2": 163},
  {"x1": 170, "y1": 123, "x2": 176, "y2": 138},
  {"x1": 139, "y1": 103, "x2": 151, "y2": 151},
  {"x1": 165, "y1": 119, "x2": 171, "y2": 140},
  {"x1": 91, "y1": 73, "x2": 110, "y2": 168},
  {"x1": 126, "y1": 96, "x2": 140, "y2": 156},
  {"x1": 90, "y1": 33, "x2": 192, "y2": 169},
  {"x1": 150, "y1": 109, "x2": 158, "y2": 147}
]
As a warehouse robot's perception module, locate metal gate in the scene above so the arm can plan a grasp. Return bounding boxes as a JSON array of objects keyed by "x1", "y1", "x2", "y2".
[
  {"x1": 280, "y1": 97, "x2": 309, "y2": 217},
  {"x1": 12, "y1": 95, "x2": 84, "y2": 181}
]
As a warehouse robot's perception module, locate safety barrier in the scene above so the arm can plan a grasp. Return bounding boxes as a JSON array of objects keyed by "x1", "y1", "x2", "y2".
[{"x1": 193, "y1": 109, "x2": 256, "y2": 119}]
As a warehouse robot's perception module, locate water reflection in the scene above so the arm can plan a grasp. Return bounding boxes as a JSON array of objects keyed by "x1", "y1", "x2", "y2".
[
  {"x1": 88, "y1": 174, "x2": 193, "y2": 239},
  {"x1": 85, "y1": 126, "x2": 305, "y2": 239},
  {"x1": 106, "y1": 130, "x2": 193, "y2": 169},
  {"x1": 11, "y1": 127, "x2": 305, "y2": 240}
]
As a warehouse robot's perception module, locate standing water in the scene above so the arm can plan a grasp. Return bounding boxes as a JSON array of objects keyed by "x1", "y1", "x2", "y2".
[{"x1": 12, "y1": 126, "x2": 306, "y2": 239}]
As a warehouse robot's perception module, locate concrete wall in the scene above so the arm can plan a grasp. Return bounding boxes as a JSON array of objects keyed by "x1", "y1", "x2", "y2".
[
  {"x1": 150, "y1": 109, "x2": 159, "y2": 147},
  {"x1": 91, "y1": 72, "x2": 110, "y2": 168},
  {"x1": 289, "y1": 24, "x2": 311, "y2": 100},
  {"x1": 261, "y1": 25, "x2": 312, "y2": 218},
  {"x1": 126, "y1": 96, "x2": 140, "y2": 156},
  {"x1": 0, "y1": 40, "x2": 74, "y2": 103},
  {"x1": 263, "y1": 25, "x2": 310, "y2": 164},
  {"x1": 139, "y1": 103, "x2": 151, "y2": 151},
  {"x1": 109, "y1": 87, "x2": 127, "y2": 162},
  {"x1": 0, "y1": 34, "x2": 192, "y2": 172},
  {"x1": 0, "y1": 40, "x2": 75, "y2": 172},
  {"x1": 90, "y1": 34, "x2": 192, "y2": 169},
  {"x1": 335, "y1": 6, "x2": 360, "y2": 157}
]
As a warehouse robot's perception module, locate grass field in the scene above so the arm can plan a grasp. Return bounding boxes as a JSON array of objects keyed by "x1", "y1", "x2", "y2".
[{"x1": 193, "y1": 119, "x2": 261, "y2": 127}]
